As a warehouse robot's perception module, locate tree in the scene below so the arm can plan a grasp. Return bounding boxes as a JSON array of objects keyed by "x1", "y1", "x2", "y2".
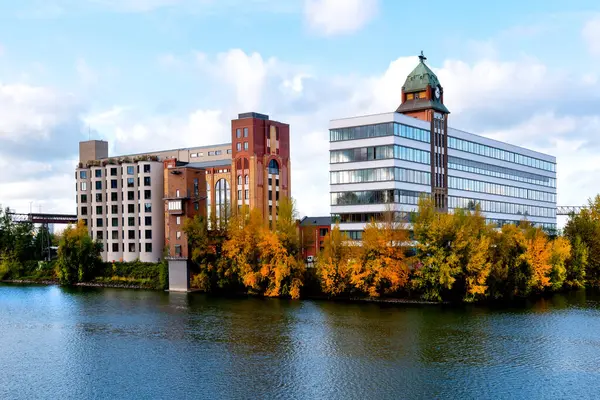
[
  {"x1": 411, "y1": 197, "x2": 462, "y2": 301},
  {"x1": 276, "y1": 196, "x2": 300, "y2": 256},
  {"x1": 350, "y1": 211, "x2": 409, "y2": 297},
  {"x1": 257, "y1": 229, "x2": 304, "y2": 299},
  {"x1": 523, "y1": 228, "x2": 552, "y2": 292},
  {"x1": 488, "y1": 224, "x2": 530, "y2": 299},
  {"x1": 564, "y1": 195, "x2": 600, "y2": 287},
  {"x1": 565, "y1": 235, "x2": 587, "y2": 289},
  {"x1": 549, "y1": 236, "x2": 571, "y2": 291},
  {"x1": 316, "y1": 224, "x2": 352, "y2": 297},
  {"x1": 55, "y1": 220, "x2": 103, "y2": 284}
]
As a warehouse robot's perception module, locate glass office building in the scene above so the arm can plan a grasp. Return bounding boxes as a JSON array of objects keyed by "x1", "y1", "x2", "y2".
[{"x1": 329, "y1": 112, "x2": 557, "y2": 240}]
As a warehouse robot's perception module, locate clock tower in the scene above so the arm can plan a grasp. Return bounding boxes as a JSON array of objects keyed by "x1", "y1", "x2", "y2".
[{"x1": 396, "y1": 52, "x2": 450, "y2": 211}]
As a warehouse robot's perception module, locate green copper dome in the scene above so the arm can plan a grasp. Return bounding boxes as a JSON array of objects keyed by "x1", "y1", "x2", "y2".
[{"x1": 403, "y1": 54, "x2": 440, "y2": 93}]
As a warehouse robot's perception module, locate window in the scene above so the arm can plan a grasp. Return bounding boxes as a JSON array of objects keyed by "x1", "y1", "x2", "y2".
[
  {"x1": 238, "y1": 175, "x2": 242, "y2": 185},
  {"x1": 128, "y1": 191, "x2": 135, "y2": 201},
  {"x1": 126, "y1": 177, "x2": 134, "y2": 188},
  {"x1": 128, "y1": 217, "x2": 135, "y2": 226},
  {"x1": 112, "y1": 243, "x2": 119, "y2": 252},
  {"x1": 111, "y1": 192, "x2": 118, "y2": 202},
  {"x1": 191, "y1": 153, "x2": 198, "y2": 158},
  {"x1": 125, "y1": 166, "x2": 133, "y2": 175},
  {"x1": 227, "y1": 149, "x2": 232, "y2": 154},
  {"x1": 243, "y1": 127, "x2": 248, "y2": 137},
  {"x1": 175, "y1": 245, "x2": 182, "y2": 257},
  {"x1": 110, "y1": 205, "x2": 117, "y2": 214},
  {"x1": 94, "y1": 181, "x2": 101, "y2": 190},
  {"x1": 215, "y1": 178, "x2": 230, "y2": 224},
  {"x1": 194, "y1": 203, "x2": 199, "y2": 211},
  {"x1": 144, "y1": 203, "x2": 152, "y2": 212},
  {"x1": 81, "y1": 194, "x2": 88, "y2": 203},
  {"x1": 96, "y1": 218, "x2": 103, "y2": 227},
  {"x1": 268, "y1": 159, "x2": 279, "y2": 175},
  {"x1": 208, "y1": 151, "x2": 214, "y2": 156},
  {"x1": 96, "y1": 206, "x2": 103, "y2": 215},
  {"x1": 145, "y1": 216, "x2": 152, "y2": 226},
  {"x1": 244, "y1": 142, "x2": 248, "y2": 151},
  {"x1": 81, "y1": 207, "x2": 88, "y2": 216},
  {"x1": 95, "y1": 169, "x2": 102, "y2": 178},
  {"x1": 128, "y1": 243, "x2": 136, "y2": 253},
  {"x1": 112, "y1": 218, "x2": 118, "y2": 227},
  {"x1": 94, "y1": 193, "x2": 101, "y2": 202},
  {"x1": 80, "y1": 171, "x2": 87, "y2": 179},
  {"x1": 168, "y1": 201, "x2": 182, "y2": 211},
  {"x1": 145, "y1": 230, "x2": 152, "y2": 239},
  {"x1": 237, "y1": 143, "x2": 241, "y2": 151},
  {"x1": 144, "y1": 177, "x2": 151, "y2": 186},
  {"x1": 176, "y1": 231, "x2": 182, "y2": 239},
  {"x1": 245, "y1": 175, "x2": 249, "y2": 185},
  {"x1": 194, "y1": 178, "x2": 199, "y2": 197},
  {"x1": 215, "y1": 150, "x2": 222, "y2": 156},
  {"x1": 128, "y1": 230, "x2": 135, "y2": 239},
  {"x1": 111, "y1": 180, "x2": 118, "y2": 189},
  {"x1": 144, "y1": 190, "x2": 151, "y2": 200},
  {"x1": 97, "y1": 231, "x2": 104, "y2": 240},
  {"x1": 111, "y1": 168, "x2": 117, "y2": 176},
  {"x1": 112, "y1": 230, "x2": 118, "y2": 240},
  {"x1": 236, "y1": 128, "x2": 241, "y2": 138},
  {"x1": 145, "y1": 243, "x2": 152, "y2": 253},
  {"x1": 320, "y1": 228, "x2": 329, "y2": 237},
  {"x1": 144, "y1": 164, "x2": 151, "y2": 173},
  {"x1": 275, "y1": 191, "x2": 279, "y2": 201},
  {"x1": 128, "y1": 204, "x2": 135, "y2": 213},
  {"x1": 238, "y1": 190, "x2": 242, "y2": 200},
  {"x1": 245, "y1": 190, "x2": 249, "y2": 200},
  {"x1": 176, "y1": 216, "x2": 181, "y2": 225},
  {"x1": 80, "y1": 182, "x2": 87, "y2": 191}
]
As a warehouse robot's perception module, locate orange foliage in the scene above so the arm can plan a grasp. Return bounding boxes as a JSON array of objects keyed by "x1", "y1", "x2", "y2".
[
  {"x1": 316, "y1": 225, "x2": 353, "y2": 296},
  {"x1": 524, "y1": 229, "x2": 553, "y2": 291}
]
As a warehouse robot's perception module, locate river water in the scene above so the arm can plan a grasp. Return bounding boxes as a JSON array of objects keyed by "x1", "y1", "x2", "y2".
[{"x1": 1, "y1": 284, "x2": 599, "y2": 400}]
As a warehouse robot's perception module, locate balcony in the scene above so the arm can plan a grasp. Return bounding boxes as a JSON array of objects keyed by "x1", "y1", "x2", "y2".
[{"x1": 167, "y1": 200, "x2": 184, "y2": 215}]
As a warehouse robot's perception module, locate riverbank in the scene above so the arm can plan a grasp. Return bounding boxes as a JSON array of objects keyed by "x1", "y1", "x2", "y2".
[{"x1": 1, "y1": 279, "x2": 151, "y2": 290}]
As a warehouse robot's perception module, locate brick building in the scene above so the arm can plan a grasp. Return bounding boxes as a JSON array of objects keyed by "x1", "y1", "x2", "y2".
[{"x1": 299, "y1": 216, "x2": 331, "y2": 261}]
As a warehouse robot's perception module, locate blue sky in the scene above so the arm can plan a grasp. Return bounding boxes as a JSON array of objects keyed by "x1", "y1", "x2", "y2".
[{"x1": 0, "y1": 0, "x2": 599, "y2": 222}]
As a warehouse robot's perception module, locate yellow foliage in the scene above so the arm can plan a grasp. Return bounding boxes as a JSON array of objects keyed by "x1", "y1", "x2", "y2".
[
  {"x1": 524, "y1": 229, "x2": 553, "y2": 291},
  {"x1": 316, "y1": 225, "x2": 353, "y2": 296}
]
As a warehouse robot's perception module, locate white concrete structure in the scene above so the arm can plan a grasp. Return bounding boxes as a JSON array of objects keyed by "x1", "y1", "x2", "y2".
[
  {"x1": 76, "y1": 161, "x2": 164, "y2": 262},
  {"x1": 329, "y1": 112, "x2": 557, "y2": 239}
]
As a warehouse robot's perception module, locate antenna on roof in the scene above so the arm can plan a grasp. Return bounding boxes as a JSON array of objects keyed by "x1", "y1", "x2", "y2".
[{"x1": 418, "y1": 51, "x2": 427, "y2": 63}]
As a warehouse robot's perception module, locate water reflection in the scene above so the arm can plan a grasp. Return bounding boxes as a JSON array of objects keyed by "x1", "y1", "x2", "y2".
[{"x1": 1, "y1": 284, "x2": 600, "y2": 400}]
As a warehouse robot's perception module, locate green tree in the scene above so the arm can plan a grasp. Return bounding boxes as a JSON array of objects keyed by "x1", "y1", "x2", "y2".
[
  {"x1": 55, "y1": 220, "x2": 103, "y2": 284},
  {"x1": 564, "y1": 195, "x2": 600, "y2": 287},
  {"x1": 565, "y1": 235, "x2": 587, "y2": 289}
]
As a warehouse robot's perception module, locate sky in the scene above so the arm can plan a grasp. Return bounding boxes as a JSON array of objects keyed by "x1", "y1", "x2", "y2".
[{"x1": 0, "y1": 0, "x2": 599, "y2": 225}]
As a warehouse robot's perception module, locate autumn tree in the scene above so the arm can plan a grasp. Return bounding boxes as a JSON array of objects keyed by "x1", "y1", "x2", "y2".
[
  {"x1": 316, "y1": 224, "x2": 353, "y2": 297},
  {"x1": 487, "y1": 224, "x2": 530, "y2": 299},
  {"x1": 55, "y1": 220, "x2": 103, "y2": 284},
  {"x1": 523, "y1": 227, "x2": 553, "y2": 292},
  {"x1": 257, "y1": 229, "x2": 304, "y2": 299},
  {"x1": 411, "y1": 197, "x2": 463, "y2": 301},
  {"x1": 276, "y1": 196, "x2": 300, "y2": 257},
  {"x1": 564, "y1": 195, "x2": 600, "y2": 287},
  {"x1": 549, "y1": 236, "x2": 571, "y2": 291},
  {"x1": 350, "y1": 211, "x2": 409, "y2": 297}
]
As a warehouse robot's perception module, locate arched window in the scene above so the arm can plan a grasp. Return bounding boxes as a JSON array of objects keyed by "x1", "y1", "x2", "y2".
[
  {"x1": 215, "y1": 179, "x2": 230, "y2": 226},
  {"x1": 268, "y1": 159, "x2": 279, "y2": 175},
  {"x1": 237, "y1": 175, "x2": 242, "y2": 185},
  {"x1": 244, "y1": 175, "x2": 249, "y2": 185}
]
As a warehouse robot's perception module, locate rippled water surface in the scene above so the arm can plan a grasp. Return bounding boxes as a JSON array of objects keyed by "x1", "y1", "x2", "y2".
[{"x1": 1, "y1": 285, "x2": 600, "y2": 399}]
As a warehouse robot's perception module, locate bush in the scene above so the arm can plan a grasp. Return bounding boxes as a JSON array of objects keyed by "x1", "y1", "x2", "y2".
[{"x1": 94, "y1": 260, "x2": 162, "y2": 289}]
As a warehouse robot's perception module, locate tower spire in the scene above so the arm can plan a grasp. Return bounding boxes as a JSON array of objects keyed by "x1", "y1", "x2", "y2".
[{"x1": 418, "y1": 51, "x2": 427, "y2": 63}]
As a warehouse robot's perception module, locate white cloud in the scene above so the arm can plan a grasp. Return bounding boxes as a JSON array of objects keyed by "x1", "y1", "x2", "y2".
[
  {"x1": 304, "y1": 0, "x2": 379, "y2": 36},
  {"x1": 583, "y1": 16, "x2": 600, "y2": 56}
]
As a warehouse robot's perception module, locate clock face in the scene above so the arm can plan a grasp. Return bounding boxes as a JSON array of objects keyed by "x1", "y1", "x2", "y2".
[{"x1": 435, "y1": 87, "x2": 441, "y2": 99}]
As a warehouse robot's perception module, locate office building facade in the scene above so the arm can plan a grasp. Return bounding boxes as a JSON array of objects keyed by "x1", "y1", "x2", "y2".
[{"x1": 329, "y1": 54, "x2": 557, "y2": 239}]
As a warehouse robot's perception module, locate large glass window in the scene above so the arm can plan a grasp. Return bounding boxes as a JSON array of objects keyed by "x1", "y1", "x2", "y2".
[
  {"x1": 215, "y1": 178, "x2": 230, "y2": 225},
  {"x1": 94, "y1": 169, "x2": 102, "y2": 178},
  {"x1": 448, "y1": 176, "x2": 556, "y2": 203},
  {"x1": 448, "y1": 136, "x2": 555, "y2": 172},
  {"x1": 331, "y1": 189, "x2": 425, "y2": 206},
  {"x1": 448, "y1": 156, "x2": 556, "y2": 187},
  {"x1": 330, "y1": 167, "x2": 430, "y2": 186},
  {"x1": 80, "y1": 170, "x2": 87, "y2": 179},
  {"x1": 127, "y1": 166, "x2": 134, "y2": 175},
  {"x1": 448, "y1": 196, "x2": 556, "y2": 218},
  {"x1": 144, "y1": 177, "x2": 151, "y2": 186},
  {"x1": 127, "y1": 178, "x2": 134, "y2": 188},
  {"x1": 330, "y1": 122, "x2": 430, "y2": 143},
  {"x1": 330, "y1": 145, "x2": 429, "y2": 164}
]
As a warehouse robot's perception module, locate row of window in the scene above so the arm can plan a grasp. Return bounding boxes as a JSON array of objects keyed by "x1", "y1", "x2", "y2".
[
  {"x1": 79, "y1": 177, "x2": 151, "y2": 191},
  {"x1": 78, "y1": 164, "x2": 152, "y2": 180},
  {"x1": 101, "y1": 242, "x2": 153, "y2": 253},
  {"x1": 81, "y1": 203, "x2": 153, "y2": 216},
  {"x1": 486, "y1": 219, "x2": 557, "y2": 231},
  {"x1": 448, "y1": 156, "x2": 556, "y2": 188},
  {"x1": 333, "y1": 212, "x2": 412, "y2": 224},
  {"x1": 329, "y1": 122, "x2": 430, "y2": 143},
  {"x1": 237, "y1": 175, "x2": 250, "y2": 185},
  {"x1": 235, "y1": 142, "x2": 250, "y2": 151},
  {"x1": 448, "y1": 196, "x2": 557, "y2": 218},
  {"x1": 330, "y1": 144, "x2": 430, "y2": 165},
  {"x1": 89, "y1": 216, "x2": 153, "y2": 228},
  {"x1": 191, "y1": 149, "x2": 232, "y2": 158},
  {"x1": 330, "y1": 189, "x2": 424, "y2": 206},
  {"x1": 235, "y1": 127, "x2": 249, "y2": 138},
  {"x1": 448, "y1": 176, "x2": 556, "y2": 203},
  {"x1": 78, "y1": 190, "x2": 153, "y2": 203},
  {"x1": 91, "y1": 229, "x2": 154, "y2": 241},
  {"x1": 448, "y1": 136, "x2": 555, "y2": 172},
  {"x1": 330, "y1": 167, "x2": 430, "y2": 186}
]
